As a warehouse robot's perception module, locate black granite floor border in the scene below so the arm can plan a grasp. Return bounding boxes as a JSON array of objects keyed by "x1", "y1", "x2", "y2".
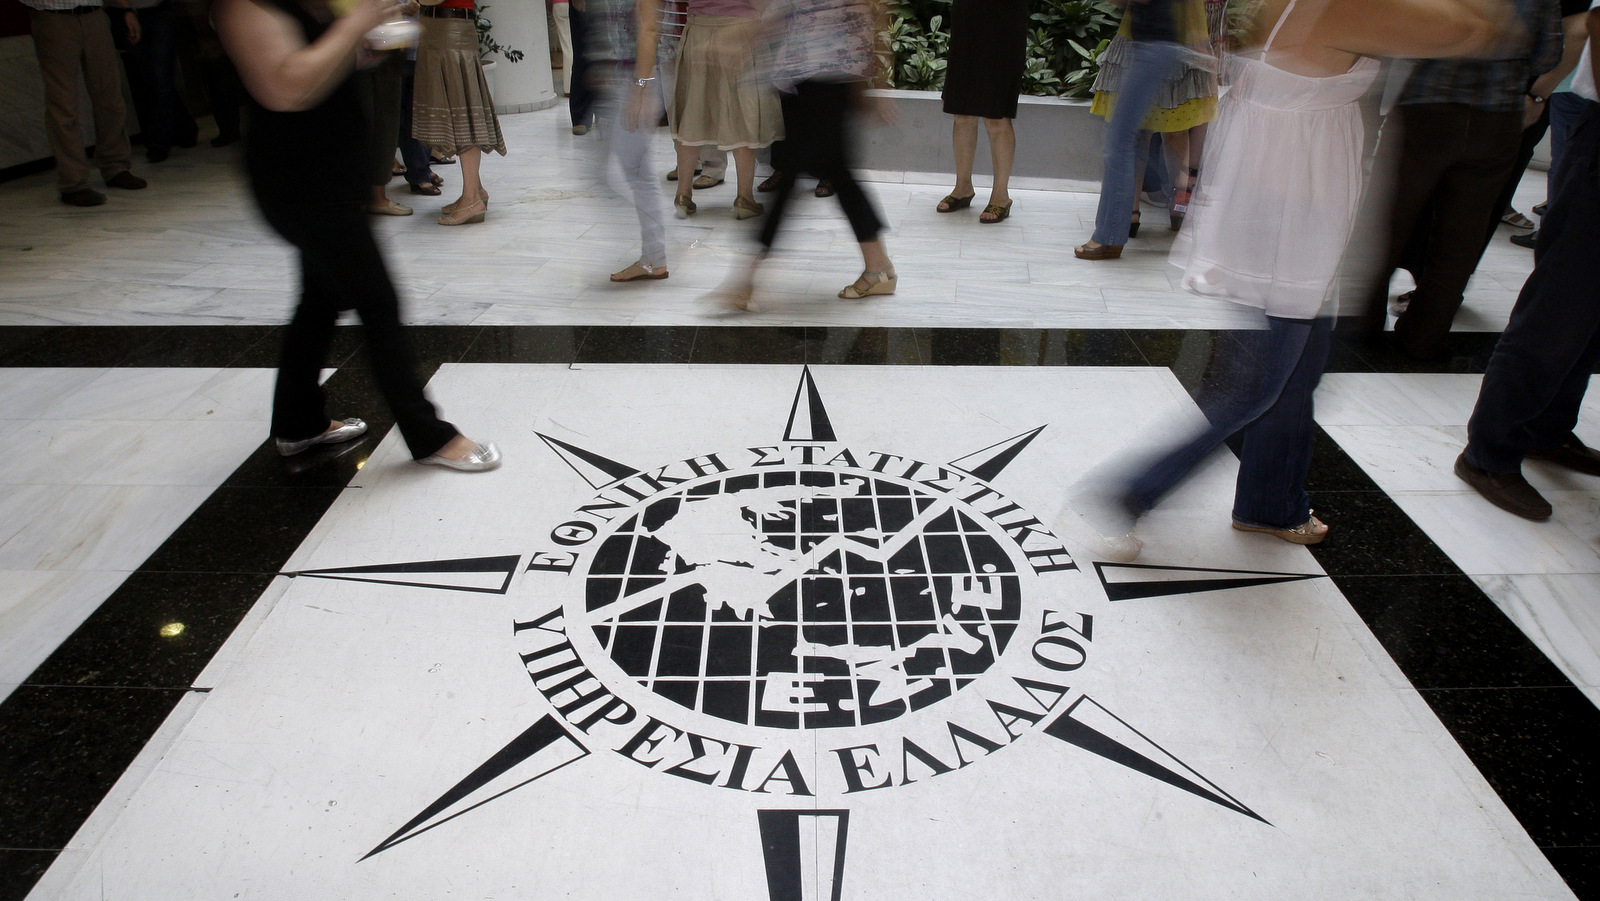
[
  {"x1": 1, "y1": 324, "x2": 1596, "y2": 900},
  {"x1": 0, "y1": 323, "x2": 1550, "y2": 372}
]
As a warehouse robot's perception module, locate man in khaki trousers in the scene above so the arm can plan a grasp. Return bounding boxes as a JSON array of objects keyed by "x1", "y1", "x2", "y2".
[{"x1": 23, "y1": 0, "x2": 148, "y2": 205}]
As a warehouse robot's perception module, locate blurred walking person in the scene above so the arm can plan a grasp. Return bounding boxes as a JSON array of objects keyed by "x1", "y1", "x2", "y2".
[
  {"x1": 1058, "y1": 0, "x2": 1511, "y2": 558},
  {"x1": 592, "y1": 0, "x2": 674, "y2": 281},
  {"x1": 215, "y1": 0, "x2": 500, "y2": 471},
  {"x1": 714, "y1": 0, "x2": 892, "y2": 308}
]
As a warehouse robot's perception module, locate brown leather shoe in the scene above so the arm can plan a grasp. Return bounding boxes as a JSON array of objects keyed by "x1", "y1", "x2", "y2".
[
  {"x1": 1525, "y1": 436, "x2": 1600, "y2": 476},
  {"x1": 60, "y1": 187, "x2": 107, "y2": 206},
  {"x1": 105, "y1": 171, "x2": 147, "y2": 190},
  {"x1": 1454, "y1": 453, "x2": 1552, "y2": 521}
]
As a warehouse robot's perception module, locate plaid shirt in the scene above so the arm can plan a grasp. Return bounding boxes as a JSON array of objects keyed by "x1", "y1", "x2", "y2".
[{"x1": 1399, "y1": 0, "x2": 1565, "y2": 112}]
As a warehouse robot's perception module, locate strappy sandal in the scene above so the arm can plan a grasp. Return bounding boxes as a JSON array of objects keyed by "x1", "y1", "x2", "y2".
[
  {"x1": 937, "y1": 192, "x2": 975, "y2": 213},
  {"x1": 758, "y1": 171, "x2": 783, "y2": 192},
  {"x1": 1232, "y1": 513, "x2": 1329, "y2": 545},
  {"x1": 610, "y1": 261, "x2": 669, "y2": 282},
  {"x1": 815, "y1": 180, "x2": 835, "y2": 198},
  {"x1": 438, "y1": 197, "x2": 486, "y2": 226},
  {"x1": 442, "y1": 190, "x2": 489, "y2": 215},
  {"x1": 979, "y1": 200, "x2": 1012, "y2": 224},
  {"x1": 839, "y1": 269, "x2": 897, "y2": 299}
]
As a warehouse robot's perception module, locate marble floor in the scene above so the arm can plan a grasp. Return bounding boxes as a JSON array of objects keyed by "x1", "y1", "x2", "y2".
[{"x1": 1, "y1": 103, "x2": 1596, "y2": 901}]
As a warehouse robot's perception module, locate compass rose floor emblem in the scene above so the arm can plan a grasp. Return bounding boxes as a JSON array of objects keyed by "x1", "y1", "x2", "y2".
[{"x1": 32, "y1": 365, "x2": 1574, "y2": 901}]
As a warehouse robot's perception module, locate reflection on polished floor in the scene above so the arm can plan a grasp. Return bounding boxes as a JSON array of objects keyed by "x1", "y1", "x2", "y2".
[{"x1": 0, "y1": 105, "x2": 1595, "y2": 901}]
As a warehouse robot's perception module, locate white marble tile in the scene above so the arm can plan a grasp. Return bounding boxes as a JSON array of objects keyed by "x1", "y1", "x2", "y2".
[
  {"x1": 0, "y1": 569, "x2": 130, "y2": 700},
  {"x1": 36, "y1": 365, "x2": 1571, "y2": 901},
  {"x1": 164, "y1": 368, "x2": 277, "y2": 422},
  {"x1": 1313, "y1": 374, "x2": 1428, "y2": 427},
  {"x1": 86, "y1": 419, "x2": 266, "y2": 486},
  {"x1": 1386, "y1": 490, "x2": 1600, "y2": 575},
  {"x1": 36, "y1": 368, "x2": 223, "y2": 421},
  {"x1": 0, "y1": 420, "x2": 152, "y2": 486},
  {"x1": 0, "y1": 368, "x2": 109, "y2": 420},
  {"x1": 1321, "y1": 424, "x2": 1469, "y2": 492},
  {"x1": 1473, "y1": 573, "x2": 1600, "y2": 698},
  {"x1": 0, "y1": 483, "x2": 72, "y2": 547},
  {"x1": 0, "y1": 484, "x2": 213, "y2": 571}
]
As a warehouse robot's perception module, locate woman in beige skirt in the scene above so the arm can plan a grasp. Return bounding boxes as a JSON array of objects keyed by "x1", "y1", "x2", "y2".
[
  {"x1": 670, "y1": 0, "x2": 782, "y2": 219},
  {"x1": 413, "y1": 0, "x2": 506, "y2": 225}
]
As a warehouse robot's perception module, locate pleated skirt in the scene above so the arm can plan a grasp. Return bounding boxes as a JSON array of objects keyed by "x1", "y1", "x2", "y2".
[
  {"x1": 413, "y1": 17, "x2": 507, "y2": 156},
  {"x1": 671, "y1": 15, "x2": 782, "y2": 150}
]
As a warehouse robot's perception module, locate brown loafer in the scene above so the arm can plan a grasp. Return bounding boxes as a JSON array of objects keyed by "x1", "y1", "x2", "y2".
[
  {"x1": 1074, "y1": 242, "x2": 1122, "y2": 260},
  {"x1": 1455, "y1": 453, "x2": 1552, "y2": 520}
]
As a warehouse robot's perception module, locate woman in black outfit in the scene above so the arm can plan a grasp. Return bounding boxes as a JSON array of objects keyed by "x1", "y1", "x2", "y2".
[
  {"x1": 213, "y1": 0, "x2": 498, "y2": 471},
  {"x1": 937, "y1": 0, "x2": 1027, "y2": 223}
]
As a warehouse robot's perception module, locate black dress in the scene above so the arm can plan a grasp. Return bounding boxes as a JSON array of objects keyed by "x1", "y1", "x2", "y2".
[
  {"x1": 940, "y1": 0, "x2": 1028, "y2": 120},
  {"x1": 243, "y1": 0, "x2": 457, "y2": 458}
]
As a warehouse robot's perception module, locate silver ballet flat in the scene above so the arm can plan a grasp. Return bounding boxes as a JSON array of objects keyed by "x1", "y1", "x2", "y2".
[
  {"x1": 418, "y1": 440, "x2": 502, "y2": 472},
  {"x1": 275, "y1": 417, "x2": 368, "y2": 457}
]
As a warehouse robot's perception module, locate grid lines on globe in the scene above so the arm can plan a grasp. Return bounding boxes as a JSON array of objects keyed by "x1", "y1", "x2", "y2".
[{"x1": 583, "y1": 469, "x2": 1024, "y2": 730}]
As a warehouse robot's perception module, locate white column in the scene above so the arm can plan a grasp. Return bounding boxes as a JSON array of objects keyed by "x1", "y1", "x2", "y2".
[{"x1": 483, "y1": 0, "x2": 558, "y2": 113}]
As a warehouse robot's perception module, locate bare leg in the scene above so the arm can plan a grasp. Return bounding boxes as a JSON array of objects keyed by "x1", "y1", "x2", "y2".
[
  {"x1": 675, "y1": 142, "x2": 699, "y2": 203},
  {"x1": 733, "y1": 146, "x2": 757, "y2": 205},
  {"x1": 942, "y1": 115, "x2": 980, "y2": 210},
  {"x1": 458, "y1": 146, "x2": 483, "y2": 204},
  {"x1": 983, "y1": 117, "x2": 1015, "y2": 208},
  {"x1": 840, "y1": 237, "x2": 895, "y2": 298},
  {"x1": 860, "y1": 237, "x2": 891, "y2": 273},
  {"x1": 1162, "y1": 130, "x2": 1190, "y2": 193}
]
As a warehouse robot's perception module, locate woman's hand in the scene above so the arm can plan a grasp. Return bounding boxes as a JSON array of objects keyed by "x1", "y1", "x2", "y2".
[{"x1": 623, "y1": 83, "x2": 647, "y2": 132}]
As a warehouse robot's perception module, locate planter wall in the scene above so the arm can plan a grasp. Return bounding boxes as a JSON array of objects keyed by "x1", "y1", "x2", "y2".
[{"x1": 858, "y1": 89, "x2": 1107, "y2": 184}]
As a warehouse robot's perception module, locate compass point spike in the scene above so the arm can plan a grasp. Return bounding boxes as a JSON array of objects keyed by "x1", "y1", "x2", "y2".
[
  {"x1": 1045, "y1": 696, "x2": 1268, "y2": 824},
  {"x1": 362, "y1": 715, "x2": 589, "y2": 860},
  {"x1": 949, "y1": 425, "x2": 1046, "y2": 482},
  {"x1": 537, "y1": 432, "x2": 642, "y2": 489},
  {"x1": 783, "y1": 366, "x2": 837, "y2": 443}
]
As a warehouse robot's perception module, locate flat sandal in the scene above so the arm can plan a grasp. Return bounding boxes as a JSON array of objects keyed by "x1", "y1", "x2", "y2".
[{"x1": 1232, "y1": 514, "x2": 1328, "y2": 545}]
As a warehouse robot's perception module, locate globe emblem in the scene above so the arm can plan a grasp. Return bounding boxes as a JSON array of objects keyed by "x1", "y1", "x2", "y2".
[{"x1": 581, "y1": 467, "x2": 1025, "y2": 731}]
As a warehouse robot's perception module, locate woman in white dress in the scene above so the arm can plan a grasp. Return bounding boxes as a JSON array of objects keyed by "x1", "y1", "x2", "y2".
[{"x1": 1061, "y1": 0, "x2": 1512, "y2": 559}]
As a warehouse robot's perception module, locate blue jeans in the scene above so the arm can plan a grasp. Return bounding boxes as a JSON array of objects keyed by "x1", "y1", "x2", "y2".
[
  {"x1": 1127, "y1": 316, "x2": 1333, "y2": 529},
  {"x1": 1091, "y1": 40, "x2": 1182, "y2": 247},
  {"x1": 1549, "y1": 91, "x2": 1589, "y2": 178},
  {"x1": 1466, "y1": 103, "x2": 1600, "y2": 472}
]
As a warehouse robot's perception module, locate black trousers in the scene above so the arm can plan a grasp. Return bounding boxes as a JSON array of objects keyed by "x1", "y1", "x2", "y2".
[
  {"x1": 1366, "y1": 103, "x2": 1523, "y2": 359},
  {"x1": 258, "y1": 198, "x2": 456, "y2": 458},
  {"x1": 759, "y1": 80, "x2": 882, "y2": 250},
  {"x1": 1466, "y1": 102, "x2": 1600, "y2": 471}
]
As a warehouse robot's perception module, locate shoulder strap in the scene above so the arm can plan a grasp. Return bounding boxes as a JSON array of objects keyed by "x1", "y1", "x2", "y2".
[{"x1": 1260, "y1": 0, "x2": 1299, "y2": 58}]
